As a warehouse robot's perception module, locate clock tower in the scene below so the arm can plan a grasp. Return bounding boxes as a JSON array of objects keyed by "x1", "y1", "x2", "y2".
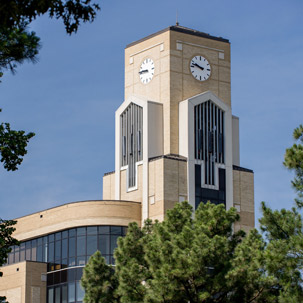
[{"x1": 103, "y1": 25, "x2": 254, "y2": 232}]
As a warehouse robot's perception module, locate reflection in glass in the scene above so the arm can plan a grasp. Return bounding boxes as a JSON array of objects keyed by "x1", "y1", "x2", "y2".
[
  {"x1": 87, "y1": 235, "x2": 97, "y2": 256},
  {"x1": 62, "y1": 285, "x2": 67, "y2": 303},
  {"x1": 55, "y1": 286, "x2": 60, "y2": 303},
  {"x1": 62, "y1": 239, "x2": 68, "y2": 259},
  {"x1": 32, "y1": 240, "x2": 37, "y2": 261},
  {"x1": 55, "y1": 240, "x2": 61, "y2": 261},
  {"x1": 76, "y1": 281, "x2": 85, "y2": 301},
  {"x1": 48, "y1": 288, "x2": 54, "y2": 303},
  {"x1": 15, "y1": 245, "x2": 20, "y2": 263},
  {"x1": 69, "y1": 237, "x2": 75, "y2": 257},
  {"x1": 20, "y1": 243, "x2": 25, "y2": 262},
  {"x1": 99, "y1": 235, "x2": 110, "y2": 255},
  {"x1": 77, "y1": 236, "x2": 86, "y2": 256},
  {"x1": 77, "y1": 227, "x2": 86, "y2": 236},
  {"x1": 68, "y1": 282, "x2": 75, "y2": 303},
  {"x1": 111, "y1": 235, "x2": 120, "y2": 254},
  {"x1": 26, "y1": 241, "x2": 31, "y2": 260},
  {"x1": 49, "y1": 242, "x2": 54, "y2": 262},
  {"x1": 37, "y1": 245, "x2": 42, "y2": 262}
]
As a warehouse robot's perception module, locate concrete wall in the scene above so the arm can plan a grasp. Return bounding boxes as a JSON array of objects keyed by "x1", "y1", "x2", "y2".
[
  {"x1": 148, "y1": 156, "x2": 187, "y2": 221},
  {"x1": 0, "y1": 261, "x2": 47, "y2": 303},
  {"x1": 233, "y1": 168, "x2": 255, "y2": 232},
  {"x1": 13, "y1": 200, "x2": 142, "y2": 241},
  {"x1": 125, "y1": 27, "x2": 230, "y2": 155},
  {"x1": 103, "y1": 172, "x2": 115, "y2": 200}
]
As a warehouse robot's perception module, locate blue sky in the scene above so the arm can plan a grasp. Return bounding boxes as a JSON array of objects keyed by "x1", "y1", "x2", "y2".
[{"x1": 0, "y1": 0, "x2": 302, "y2": 225}]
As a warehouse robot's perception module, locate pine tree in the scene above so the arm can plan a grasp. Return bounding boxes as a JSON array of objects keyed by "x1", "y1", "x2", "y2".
[
  {"x1": 143, "y1": 202, "x2": 274, "y2": 303},
  {"x1": 0, "y1": 219, "x2": 19, "y2": 303},
  {"x1": 81, "y1": 251, "x2": 119, "y2": 303},
  {"x1": 114, "y1": 221, "x2": 153, "y2": 303},
  {"x1": 284, "y1": 124, "x2": 303, "y2": 207},
  {"x1": 258, "y1": 124, "x2": 303, "y2": 302}
]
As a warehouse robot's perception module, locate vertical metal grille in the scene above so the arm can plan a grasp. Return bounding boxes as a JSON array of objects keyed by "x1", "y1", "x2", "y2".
[
  {"x1": 194, "y1": 101, "x2": 224, "y2": 185},
  {"x1": 120, "y1": 103, "x2": 143, "y2": 188}
]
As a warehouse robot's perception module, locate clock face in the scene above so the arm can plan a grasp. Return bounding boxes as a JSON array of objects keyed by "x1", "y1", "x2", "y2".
[
  {"x1": 139, "y1": 58, "x2": 154, "y2": 84},
  {"x1": 190, "y1": 56, "x2": 211, "y2": 81}
]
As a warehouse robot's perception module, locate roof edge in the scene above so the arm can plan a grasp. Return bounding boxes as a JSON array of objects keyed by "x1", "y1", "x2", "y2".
[{"x1": 125, "y1": 25, "x2": 229, "y2": 49}]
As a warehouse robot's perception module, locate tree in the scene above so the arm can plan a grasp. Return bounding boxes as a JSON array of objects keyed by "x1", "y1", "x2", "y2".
[
  {"x1": 0, "y1": 109, "x2": 35, "y2": 171},
  {"x1": 0, "y1": 0, "x2": 100, "y2": 79},
  {"x1": 81, "y1": 251, "x2": 120, "y2": 303},
  {"x1": 114, "y1": 221, "x2": 153, "y2": 303},
  {"x1": 0, "y1": 219, "x2": 19, "y2": 303},
  {"x1": 284, "y1": 124, "x2": 303, "y2": 207},
  {"x1": 115, "y1": 202, "x2": 275, "y2": 303},
  {"x1": 259, "y1": 125, "x2": 303, "y2": 302}
]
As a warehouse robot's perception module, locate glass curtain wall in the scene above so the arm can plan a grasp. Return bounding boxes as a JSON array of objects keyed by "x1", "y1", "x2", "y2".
[{"x1": 5, "y1": 225, "x2": 127, "y2": 303}]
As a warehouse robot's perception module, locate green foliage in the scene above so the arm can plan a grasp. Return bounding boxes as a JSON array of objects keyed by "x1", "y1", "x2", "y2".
[
  {"x1": 0, "y1": 0, "x2": 100, "y2": 78},
  {"x1": 0, "y1": 23, "x2": 40, "y2": 77},
  {"x1": 0, "y1": 109, "x2": 35, "y2": 171},
  {"x1": 284, "y1": 124, "x2": 303, "y2": 207},
  {"x1": 81, "y1": 251, "x2": 119, "y2": 303},
  {"x1": 260, "y1": 202, "x2": 303, "y2": 302},
  {"x1": 0, "y1": 219, "x2": 19, "y2": 302},
  {"x1": 0, "y1": 0, "x2": 100, "y2": 35},
  {"x1": 114, "y1": 221, "x2": 153, "y2": 303},
  {"x1": 114, "y1": 202, "x2": 274, "y2": 303}
]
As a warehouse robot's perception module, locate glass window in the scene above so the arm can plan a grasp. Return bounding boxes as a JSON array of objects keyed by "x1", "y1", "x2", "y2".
[
  {"x1": 69, "y1": 237, "x2": 75, "y2": 257},
  {"x1": 8, "y1": 252, "x2": 14, "y2": 264},
  {"x1": 68, "y1": 258, "x2": 76, "y2": 267},
  {"x1": 76, "y1": 236, "x2": 86, "y2": 256},
  {"x1": 68, "y1": 282, "x2": 75, "y2": 303},
  {"x1": 68, "y1": 268, "x2": 76, "y2": 282},
  {"x1": 26, "y1": 241, "x2": 31, "y2": 260},
  {"x1": 32, "y1": 240, "x2": 37, "y2": 261},
  {"x1": 98, "y1": 235, "x2": 110, "y2": 255},
  {"x1": 76, "y1": 267, "x2": 83, "y2": 281},
  {"x1": 62, "y1": 231, "x2": 68, "y2": 239},
  {"x1": 61, "y1": 269, "x2": 68, "y2": 284},
  {"x1": 111, "y1": 226, "x2": 122, "y2": 235},
  {"x1": 38, "y1": 237, "x2": 43, "y2": 246},
  {"x1": 104, "y1": 255, "x2": 110, "y2": 264},
  {"x1": 62, "y1": 259, "x2": 68, "y2": 268},
  {"x1": 76, "y1": 281, "x2": 84, "y2": 301},
  {"x1": 43, "y1": 242, "x2": 48, "y2": 262},
  {"x1": 55, "y1": 286, "x2": 60, "y2": 303},
  {"x1": 48, "y1": 287, "x2": 54, "y2": 303},
  {"x1": 47, "y1": 273, "x2": 54, "y2": 286},
  {"x1": 69, "y1": 229, "x2": 76, "y2": 237},
  {"x1": 49, "y1": 234, "x2": 55, "y2": 242},
  {"x1": 77, "y1": 256, "x2": 86, "y2": 267},
  {"x1": 55, "y1": 241, "x2": 61, "y2": 261},
  {"x1": 87, "y1": 226, "x2": 97, "y2": 235},
  {"x1": 87, "y1": 235, "x2": 97, "y2": 256},
  {"x1": 20, "y1": 243, "x2": 25, "y2": 262},
  {"x1": 54, "y1": 271, "x2": 60, "y2": 285},
  {"x1": 55, "y1": 232, "x2": 61, "y2": 241},
  {"x1": 15, "y1": 245, "x2": 20, "y2": 263},
  {"x1": 98, "y1": 226, "x2": 110, "y2": 234},
  {"x1": 122, "y1": 226, "x2": 128, "y2": 236},
  {"x1": 77, "y1": 227, "x2": 86, "y2": 236},
  {"x1": 37, "y1": 245, "x2": 43, "y2": 262},
  {"x1": 62, "y1": 239, "x2": 68, "y2": 259},
  {"x1": 62, "y1": 285, "x2": 67, "y2": 303},
  {"x1": 110, "y1": 235, "x2": 120, "y2": 255},
  {"x1": 49, "y1": 242, "x2": 54, "y2": 262}
]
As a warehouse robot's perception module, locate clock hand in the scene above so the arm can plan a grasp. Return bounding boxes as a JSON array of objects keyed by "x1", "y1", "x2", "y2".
[
  {"x1": 139, "y1": 69, "x2": 148, "y2": 75},
  {"x1": 193, "y1": 63, "x2": 204, "y2": 71}
]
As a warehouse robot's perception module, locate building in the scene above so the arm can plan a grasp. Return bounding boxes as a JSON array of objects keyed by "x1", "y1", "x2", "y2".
[{"x1": 0, "y1": 25, "x2": 254, "y2": 303}]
